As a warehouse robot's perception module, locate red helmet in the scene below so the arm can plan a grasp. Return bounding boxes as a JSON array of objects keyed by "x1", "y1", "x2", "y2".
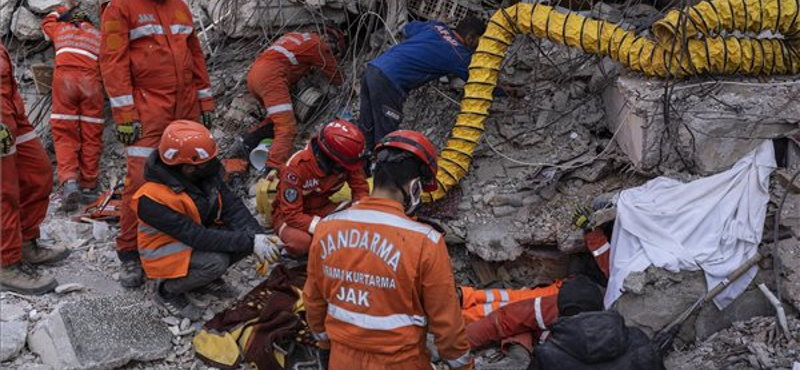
[
  {"x1": 316, "y1": 120, "x2": 365, "y2": 171},
  {"x1": 323, "y1": 25, "x2": 347, "y2": 58},
  {"x1": 159, "y1": 120, "x2": 218, "y2": 166},
  {"x1": 374, "y1": 130, "x2": 438, "y2": 191}
]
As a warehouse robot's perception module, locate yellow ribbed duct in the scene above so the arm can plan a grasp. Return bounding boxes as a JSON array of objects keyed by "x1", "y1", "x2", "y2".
[{"x1": 425, "y1": 0, "x2": 800, "y2": 201}]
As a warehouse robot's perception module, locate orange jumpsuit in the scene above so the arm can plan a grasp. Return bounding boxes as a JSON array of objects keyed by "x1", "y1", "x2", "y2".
[
  {"x1": 0, "y1": 43, "x2": 54, "y2": 266},
  {"x1": 304, "y1": 197, "x2": 473, "y2": 370},
  {"x1": 42, "y1": 7, "x2": 104, "y2": 188},
  {"x1": 460, "y1": 282, "x2": 563, "y2": 324},
  {"x1": 466, "y1": 294, "x2": 560, "y2": 351},
  {"x1": 101, "y1": 0, "x2": 214, "y2": 257},
  {"x1": 247, "y1": 32, "x2": 343, "y2": 169},
  {"x1": 271, "y1": 144, "x2": 368, "y2": 255},
  {"x1": 585, "y1": 228, "x2": 611, "y2": 279}
]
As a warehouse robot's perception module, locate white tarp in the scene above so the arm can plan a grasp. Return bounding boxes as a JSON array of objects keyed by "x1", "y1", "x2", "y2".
[{"x1": 606, "y1": 140, "x2": 775, "y2": 310}]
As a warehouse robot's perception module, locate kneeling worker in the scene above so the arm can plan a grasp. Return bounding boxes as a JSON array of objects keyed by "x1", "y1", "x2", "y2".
[
  {"x1": 133, "y1": 120, "x2": 280, "y2": 320},
  {"x1": 304, "y1": 130, "x2": 472, "y2": 369},
  {"x1": 271, "y1": 120, "x2": 369, "y2": 256}
]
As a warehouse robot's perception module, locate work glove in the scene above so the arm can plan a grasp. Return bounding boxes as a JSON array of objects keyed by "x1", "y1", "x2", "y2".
[
  {"x1": 572, "y1": 205, "x2": 593, "y2": 231},
  {"x1": 116, "y1": 122, "x2": 142, "y2": 145},
  {"x1": 253, "y1": 234, "x2": 280, "y2": 264},
  {"x1": 201, "y1": 111, "x2": 213, "y2": 129},
  {"x1": 0, "y1": 123, "x2": 14, "y2": 155}
]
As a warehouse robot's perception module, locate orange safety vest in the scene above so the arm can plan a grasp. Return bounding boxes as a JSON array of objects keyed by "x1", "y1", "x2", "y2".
[
  {"x1": 131, "y1": 182, "x2": 202, "y2": 279},
  {"x1": 460, "y1": 281, "x2": 563, "y2": 324}
]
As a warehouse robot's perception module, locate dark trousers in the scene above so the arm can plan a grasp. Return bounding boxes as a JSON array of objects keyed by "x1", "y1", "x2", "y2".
[
  {"x1": 243, "y1": 120, "x2": 276, "y2": 154},
  {"x1": 162, "y1": 250, "x2": 247, "y2": 295},
  {"x1": 357, "y1": 65, "x2": 406, "y2": 153}
]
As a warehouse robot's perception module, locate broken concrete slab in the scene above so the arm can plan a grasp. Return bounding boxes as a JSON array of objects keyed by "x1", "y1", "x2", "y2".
[
  {"x1": 0, "y1": 0, "x2": 18, "y2": 36},
  {"x1": 466, "y1": 220, "x2": 523, "y2": 261},
  {"x1": 1, "y1": 300, "x2": 29, "y2": 322},
  {"x1": 615, "y1": 266, "x2": 776, "y2": 342},
  {"x1": 28, "y1": 295, "x2": 171, "y2": 370},
  {"x1": 10, "y1": 6, "x2": 42, "y2": 40},
  {"x1": 603, "y1": 75, "x2": 799, "y2": 175},
  {"x1": 198, "y1": 0, "x2": 346, "y2": 38},
  {"x1": 0, "y1": 320, "x2": 27, "y2": 361},
  {"x1": 26, "y1": 0, "x2": 60, "y2": 13}
]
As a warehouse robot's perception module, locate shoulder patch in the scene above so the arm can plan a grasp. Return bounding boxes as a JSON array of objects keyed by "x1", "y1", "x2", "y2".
[
  {"x1": 284, "y1": 188, "x2": 299, "y2": 203},
  {"x1": 285, "y1": 172, "x2": 299, "y2": 185}
]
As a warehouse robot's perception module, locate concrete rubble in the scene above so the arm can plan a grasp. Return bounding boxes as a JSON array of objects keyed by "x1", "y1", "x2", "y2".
[
  {"x1": 28, "y1": 295, "x2": 172, "y2": 370},
  {"x1": 11, "y1": 6, "x2": 43, "y2": 40}
]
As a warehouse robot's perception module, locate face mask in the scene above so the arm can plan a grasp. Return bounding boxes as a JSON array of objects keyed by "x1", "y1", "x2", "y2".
[
  {"x1": 404, "y1": 178, "x2": 422, "y2": 215},
  {"x1": 186, "y1": 158, "x2": 221, "y2": 181}
]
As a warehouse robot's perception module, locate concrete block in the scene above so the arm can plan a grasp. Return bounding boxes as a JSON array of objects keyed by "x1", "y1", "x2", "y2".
[
  {"x1": 199, "y1": 0, "x2": 346, "y2": 38},
  {"x1": 27, "y1": 0, "x2": 60, "y2": 13},
  {"x1": 0, "y1": 0, "x2": 18, "y2": 36},
  {"x1": 28, "y1": 295, "x2": 172, "y2": 370},
  {"x1": 11, "y1": 6, "x2": 43, "y2": 40},
  {"x1": 603, "y1": 76, "x2": 799, "y2": 175},
  {"x1": 0, "y1": 320, "x2": 27, "y2": 361},
  {"x1": 466, "y1": 220, "x2": 523, "y2": 261}
]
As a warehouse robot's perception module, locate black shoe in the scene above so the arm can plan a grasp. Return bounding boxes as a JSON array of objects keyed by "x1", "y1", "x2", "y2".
[
  {"x1": 0, "y1": 261, "x2": 57, "y2": 295},
  {"x1": 154, "y1": 283, "x2": 203, "y2": 321},
  {"x1": 194, "y1": 278, "x2": 238, "y2": 299},
  {"x1": 119, "y1": 259, "x2": 146, "y2": 288},
  {"x1": 61, "y1": 180, "x2": 81, "y2": 212}
]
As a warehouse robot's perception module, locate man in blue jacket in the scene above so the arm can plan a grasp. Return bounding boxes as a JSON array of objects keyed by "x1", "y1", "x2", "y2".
[{"x1": 358, "y1": 17, "x2": 486, "y2": 155}]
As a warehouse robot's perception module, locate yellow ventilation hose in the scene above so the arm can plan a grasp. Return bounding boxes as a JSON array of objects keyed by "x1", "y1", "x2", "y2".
[{"x1": 425, "y1": 0, "x2": 800, "y2": 201}]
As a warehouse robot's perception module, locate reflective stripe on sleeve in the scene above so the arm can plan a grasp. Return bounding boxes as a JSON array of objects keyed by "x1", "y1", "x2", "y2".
[
  {"x1": 445, "y1": 352, "x2": 472, "y2": 368},
  {"x1": 301, "y1": 32, "x2": 311, "y2": 41},
  {"x1": 534, "y1": 297, "x2": 546, "y2": 330},
  {"x1": 313, "y1": 332, "x2": 328, "y2": 341},
  {"x1": 15, "y1": 131, "x2": 38, "y2": 144},
  {"x1": 324, "y1": 209, "x2": 441, "y2": 243},
  {"x1": 482, "y1": 303, "x2": 493, "y2": 317},
  {"x1": 485, "y1": 291, "x2": 494, "y2": 303},
  {"x1": 266, "y1": 104, "x2": 293, "y2": 116},
  {"x1": 499, "y1": 289, "x2": 509, "y2": 302},
  {"x1": 80, "y1": 116, "x2": 106, "y2": 124},
  {"x1": 267, "y1": 45, "x2": 298, "y2": 65},
  {"x1": 284, "y1": 35, "x2": 301, "y2": 45},
  {"x1": 327, "y1": 303, "x2": 427, "y2": 331},
  {"x1": 197, "y1": 88, "x2": 213, "y2": 99},
  {"x1": 56, "y1": 47, "x2": 98, "y2": 60},
  {"x1": 129, "y1": 24, "x2": 165, "y2": 40},
  {"x1": 138, "y1": 224, "x2": 159, "y2": 235},
  {"x1": 109, "y1": 95, "x2": 134, "y2": 108},
  {"x1": 127, "y1": 146, "x2": 155, "y2": 158},
  {"x1": 51, "y1": 113, "x2": 81, "y2": 121},
  {"x1": 539, "y1": 330, "x2": 551, "y2": 344},
  {"x1": 170, "y1": 24, "x2": 194, "y2": 35},
  {"x1": 139, "y1": 242, "x2": 191, "y2": 259},
  {"x1": 592, "y1": 243, "x2": 611, "y2": 257},
  {"x1": 309, "y1": 216, "x2": 321, "y2": 234}
]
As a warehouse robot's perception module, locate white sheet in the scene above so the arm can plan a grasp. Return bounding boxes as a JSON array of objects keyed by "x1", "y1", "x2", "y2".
[{"x1": 606, "y1": 140, "x2": 775, "y2": 310}]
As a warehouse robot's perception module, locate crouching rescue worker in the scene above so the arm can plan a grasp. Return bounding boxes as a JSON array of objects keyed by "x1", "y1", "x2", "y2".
[
  {"x1": 132, "y1": 120, "x2": 281, "y2": 320},
  {"x1": 42, "y1": 3, "x2": 104, "y2": 211},
  {"x1": 303, "y1": 130, "x2": 473, "y2": 370},
  {"x1": 245, "y1": 27, "x2": 346, "y2": 172},
  {"x1": 271, "y1": 120, "x2": 368, "y2": 256},
  {"x1": 0, "y1": 42, "x2": 70, "y2": 295},
  {"x1": 101, "y1": 0, "x2": 215, "y2": 288}
]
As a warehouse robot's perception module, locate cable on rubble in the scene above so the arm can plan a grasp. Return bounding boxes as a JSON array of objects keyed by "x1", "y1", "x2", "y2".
[{"x1": 424, "y1": 0, "x2": 800, "y2": 202}]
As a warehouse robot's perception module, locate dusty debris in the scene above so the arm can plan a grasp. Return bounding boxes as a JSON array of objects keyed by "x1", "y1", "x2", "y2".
[{"x1": 11, "y1": 6, "x2": 42, "y2": 41}]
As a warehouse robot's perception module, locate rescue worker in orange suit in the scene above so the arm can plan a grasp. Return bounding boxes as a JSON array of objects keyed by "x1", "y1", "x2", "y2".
[
  {"x1": 0, "y1": 42, "x2": 71, "y2": 295},
  {"x1": 245, "y1": 27, "x2": 346, "y2": 172},
  {"x1": 304, "y1": 130, "x2": 473, "y2": 370},
  {"x1": 42, "y1": 4, "x2": 105, "y2": 212},
  {"x1": 271, "y1": 120, "x2": 368, "y2": 256},
  {"x1": 101, "y1": 0, "x2": 215, "y2": 288},
  {"x1": 132, "y1": 120, "x2": 280, "y2": 319},
  {"x1": 465, "y1": 276, "x2": 604, "y2": 369}
]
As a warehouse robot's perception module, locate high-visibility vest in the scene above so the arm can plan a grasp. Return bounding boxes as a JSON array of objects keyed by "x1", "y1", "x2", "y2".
[
  {"x1": 132, "y1": 182, "x2": 202, "y2": 279},
  {"x1": 460, "y1": 281, "x2": 563, "y2": 324}
]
